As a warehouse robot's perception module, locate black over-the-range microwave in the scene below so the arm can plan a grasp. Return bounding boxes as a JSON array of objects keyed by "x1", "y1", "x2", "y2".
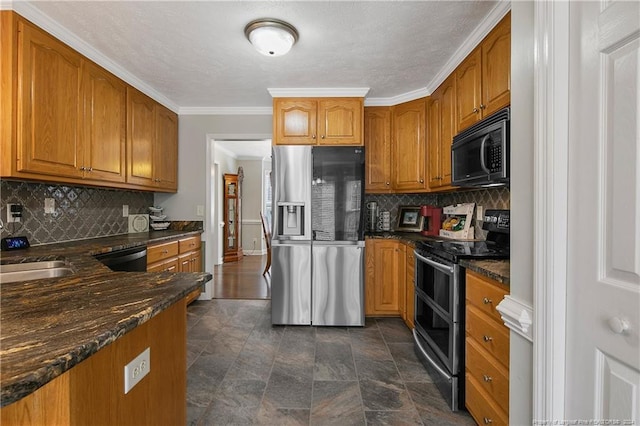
[{"x1": 451, "y1": 107, "x2": 510, "y2": 188}]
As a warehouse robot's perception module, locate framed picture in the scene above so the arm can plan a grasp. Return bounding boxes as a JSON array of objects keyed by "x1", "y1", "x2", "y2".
[{"x1": 396, "y1": 206, "x2": 424, "y2": 232}]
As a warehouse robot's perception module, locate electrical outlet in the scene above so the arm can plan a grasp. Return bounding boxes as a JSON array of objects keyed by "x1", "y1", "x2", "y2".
[
  {"x1": 476, "y1": 205, "x2": 484, "y2": 221},
  {"x1": 7, "y1": 204, "x2": 22, "y2": 223},
  {"x1": 122, "y1": 205, "x2": 129, "y2": 217},
  {"x1": 124, "y1": 347, "x2": 150, "y2": 394},
  {"x1": 44, "y1": 198, "x2": 55, "y2": 214},
  {"x1": 196, "y1": 205, "x2": 204, "y2": 217}
]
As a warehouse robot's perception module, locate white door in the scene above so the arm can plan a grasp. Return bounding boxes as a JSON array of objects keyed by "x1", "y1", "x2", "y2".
[{"x1": 566, "y1": 0, "x2": 640, "y2": 421}]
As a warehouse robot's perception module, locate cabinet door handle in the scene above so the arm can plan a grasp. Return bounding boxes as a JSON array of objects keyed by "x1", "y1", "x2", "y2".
[
  {"x1": 80, "y1": 166, "x2": 86, "y2": 171},
  {"x1": 483, "y1": 297, "x2": 493, "y2": 305},
  {"x1": 482, "y1": 374, "x2": 493, "y2": 382},
  {"x1": 473, "y1": 107, "x2": 479, "y2": 113},
  {"x1": 321, "y1": 135, "x2": 325, "y2": 139},
  {"x1": 385, "y1": 181, "x2": 390, "y2": 186},
  {"x1": 419, "y1": 178, "x2": 424, "y2": 183},
  {"x1": 161, "y1": 249, "x2": 168, "y2": 254},
  {"x1": 312, "y1": 134, "x2": 316, "y2": 139},
  {"x1": 483, "y1": 417, "x2": 493, "y2": 424},
  {"x1": 480, "y1": 104, "x2": 486, "y2": 110},
  {"x1": 483, "y1": 335, "x2": 493, "y2": 342}
]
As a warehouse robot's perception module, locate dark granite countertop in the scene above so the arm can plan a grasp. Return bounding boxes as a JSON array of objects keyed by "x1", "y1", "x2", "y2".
[
  {"x1": 366, "y1": 231, "x2": 510, "y2": 284},
  {"x1": 0, "y1": 230, "x2": 211, "y2": 407},
  {"x1": 460, "y1": 259, "x2": 510, "y2": 285}
]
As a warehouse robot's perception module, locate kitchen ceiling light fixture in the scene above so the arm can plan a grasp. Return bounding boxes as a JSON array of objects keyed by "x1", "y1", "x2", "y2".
[{"x1": 244, "y1": 18, "x2": 299, "y2": 57}]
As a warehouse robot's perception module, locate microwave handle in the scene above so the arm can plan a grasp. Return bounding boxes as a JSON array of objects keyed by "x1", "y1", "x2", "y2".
[{"x1": 480, "y1": 134, "x2": 491, "y2": 174}]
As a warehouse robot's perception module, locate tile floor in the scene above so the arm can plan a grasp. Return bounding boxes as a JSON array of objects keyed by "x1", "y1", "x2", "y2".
[{"x1": 186, "y1": 299, "x2": 475, "y2": 425}]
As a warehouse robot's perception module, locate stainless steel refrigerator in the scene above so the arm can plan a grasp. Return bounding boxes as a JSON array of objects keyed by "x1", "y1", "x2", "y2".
[{"x1": 271, "y1": 145, "x2": 365, "y2": 326}]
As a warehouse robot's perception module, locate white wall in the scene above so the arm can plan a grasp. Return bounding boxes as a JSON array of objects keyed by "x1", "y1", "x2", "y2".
[
  {"x1": 238, "y1": 158, "x2": 266, "y2": 254},
  {"x1": 509, "y1": 2, "x2": 534, "y2": 424},
  {"x1": 154, "y1": 114, "x2": 272, "y2": 274}
]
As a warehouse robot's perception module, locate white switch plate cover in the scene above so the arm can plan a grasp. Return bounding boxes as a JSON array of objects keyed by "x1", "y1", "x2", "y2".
[
  {"x1": 196, "y1": 205, "x2": 204, "y2": 217},
  {"x1": 6, "y1": 204, "x2": 20, "y2": 223},
  {"x1": 124, "y1": 347, "x2": 150, "y2": 394},
  {"x1": 122, "y1": 204, "x2": 129, "y2": 217},
  {"x1": 44, "y1": 198, "x2": 55, "y2": 214},
  {"x1": 476, "y1": 205, "x2": 484, "y2": 220}
]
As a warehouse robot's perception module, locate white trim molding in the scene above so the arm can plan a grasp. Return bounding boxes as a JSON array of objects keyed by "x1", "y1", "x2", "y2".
[
  {"x1": 364, "y1": 87, "x2": 430, "y2": 107},
  {"x1": 497, "y1": 296, "x2": 533, "y2": 342},
  {"x1": 179, "y1": 107, "x2": 273, "y2": 116},
  {"x1": 533, "y1": 0, "x2": 570, "y2": 423},
  {"x1": 267, "y1": 88, "x2": 370, "y2": 98}
]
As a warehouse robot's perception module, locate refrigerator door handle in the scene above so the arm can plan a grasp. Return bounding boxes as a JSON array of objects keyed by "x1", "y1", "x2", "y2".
[{"x1": 312, "y1": 240, "x2": 365, "y2": 247}]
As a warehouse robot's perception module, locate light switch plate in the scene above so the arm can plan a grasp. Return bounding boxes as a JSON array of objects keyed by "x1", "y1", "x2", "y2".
[
  {"x1": 196, "y1": 205, "x2": 204, "y2": 217},
  {"x1": 122, "y1": 204, "x2": 129, "y2": 217},
  {"x1": 124, "y1": 347, "x2": 150, "y2": 394},
  {"x1": 44, "y1": 198, "x2": 55, "y2": 214}
]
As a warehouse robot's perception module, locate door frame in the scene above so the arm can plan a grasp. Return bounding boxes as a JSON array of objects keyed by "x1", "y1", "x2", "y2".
[
  {"x1": 205, "y1": 133, "x2": 272, "y2": 268},
  {"x1": 533, "y1": 1, "x2": 570, "y2": 421}
]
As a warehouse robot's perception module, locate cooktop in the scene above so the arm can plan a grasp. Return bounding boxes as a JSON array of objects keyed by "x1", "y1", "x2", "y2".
[{"x1": 415, "y1": 209, "x2": 510, "y2": 263}]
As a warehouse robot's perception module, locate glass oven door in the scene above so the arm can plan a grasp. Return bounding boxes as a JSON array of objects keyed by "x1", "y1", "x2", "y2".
[{"x1": 414, "y1": 251, "x2": 460, "y2": 320}]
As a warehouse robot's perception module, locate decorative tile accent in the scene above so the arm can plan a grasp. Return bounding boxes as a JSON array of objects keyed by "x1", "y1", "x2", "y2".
[
  {"x1": 364, "y1": 187, "x2": 510, "y2": 238},
  {"x1": 1, "y1": 180, "x2": 153, "y2": 245}
]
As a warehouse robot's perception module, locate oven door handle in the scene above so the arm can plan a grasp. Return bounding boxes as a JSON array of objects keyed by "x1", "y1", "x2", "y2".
[
  {"x1": 414, "y1": 251, "x2": 454, "y2": 274},
  {"x1": 413, "y1": 329, "x2": 453, "y2": 381}
]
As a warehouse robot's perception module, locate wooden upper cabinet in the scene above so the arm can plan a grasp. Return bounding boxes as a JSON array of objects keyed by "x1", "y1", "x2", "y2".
[
  {"x1": 364, "y1": 107, "x2": 392, "y2": 192},
  {"x1": 1, "y1": 11, "x2": 177, "y2": 192},
  {"x1": 455, "y1": 48, "x2": 483, "y2": 132},
  {"x1": 456, "y1": 12, "x2": 511, "y2": 132},
  {"x1": 391, "y1": 98, "x2": 427, "y2": 191},
  {"x1": 273, "y1": 99, "x2": 317, "y2": 145},
  {"x1": 127, "y1": 87, "x2": 156, "y2": 187},
  {"x1": 126, "y1": 87, "x2": 178, "y2": 191},
  {"x1": 428, "y1": 75, "x2": 456, "y2": 190},
  {"x1": 16, "y1": 19, "x2": 84, "y2": 179},
  {"x1": 481, "y1": 13, "x2": 511, "y2": 117},
  {"x1": 427, "y1": 95, "x2": 441, "y2": 189},
  {"x1": 82, "y1": 60, "x2": 126, "y2": 183},
  {"x1": 155, "y1": 105, "x2": 178, "y2": 191},
  {"x1": 273, "y1": 97, "x2": 363, "y2": 146},
  {"x1": 317, "y1": 98, "x2": 363, "y2": 145}
]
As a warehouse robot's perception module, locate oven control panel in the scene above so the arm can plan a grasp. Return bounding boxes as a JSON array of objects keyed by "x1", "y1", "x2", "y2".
[{"x1": 482, "y1": 210, "x2": 510, "y2": 232}]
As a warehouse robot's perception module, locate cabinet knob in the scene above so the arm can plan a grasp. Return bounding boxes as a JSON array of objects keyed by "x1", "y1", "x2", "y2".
[
  {"x1": 483, "y1": 417, "x2": 493, "y2": 424},
  {"x1": 480, "y1": 104, "x2": 486, "y2": 110},
  {"x1": 80, "y1": 166, "x2": 86, "y2": 171},
  {"x1": 87, "y1": 167, "x2": 93, "y2": 172},
  {"x1": 312, "y1": 134, "x2": 316, "y2": 139},
  {"x1": 483, "y1": 297, "x2": 493, "y2": 305},
  {"x1": 321, "y1": 135, "x2": 325, "y2": 139},
  {"x1": 386, "y1": 182, "x2": 390, "y2": 186},
  {"x1": 162, "y1": 249, "x2": 168, "y2": 254},
  {"x1": 483, "y1": 374, "x2": 493, "y2": 382},
  {"x1": 482, "y1": 335, "x2": 493, "y2": 342},
  {"x1": 419, "y1": 179, "x2": 424, "y2": 183},
  {"x1": 608, "y1": 317, "x2": 630, "y2": 334},
  {"x1": 473, "y1": 107, "x2": 479, "y2": 113}
]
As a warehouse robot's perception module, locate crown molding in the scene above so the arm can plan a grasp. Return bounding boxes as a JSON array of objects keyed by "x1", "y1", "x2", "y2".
[
  {"x1": 364, "y1": 86, "x2": 430, "y2": 107},
  {"x1": 268, "y1": 88, "x2": 370, "y2": 98},
  {"x1": 7, "y1": 2, "x2": 179, "y2": 113},
  {"x1": 425, "y1": 1, "x2": 511, "y2": 94},
  {"x1": 179, "y1": 106, "x2": 273, "y2": 116}
]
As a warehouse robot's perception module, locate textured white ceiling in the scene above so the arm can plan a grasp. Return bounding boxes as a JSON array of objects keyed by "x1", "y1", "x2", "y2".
[
  {"x1": 22, "y1": 1, "x2": 500, "y2": 109},
  {"x1": 217, "y1": 140, "x2": 272, "y2": 160}
]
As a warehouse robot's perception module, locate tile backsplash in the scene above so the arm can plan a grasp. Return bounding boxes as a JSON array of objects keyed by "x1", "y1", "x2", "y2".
[
  {"x1": 0, "y1": 180, "x2": 153, "y2": 245},
  {"x1": 365, "y1": 186, "x2": 510, "y2": 238}
]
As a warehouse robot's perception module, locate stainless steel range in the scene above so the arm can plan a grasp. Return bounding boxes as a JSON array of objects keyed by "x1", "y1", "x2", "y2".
[{"x1": 413, "y1": 209, "x2": 510, "y2": 411}]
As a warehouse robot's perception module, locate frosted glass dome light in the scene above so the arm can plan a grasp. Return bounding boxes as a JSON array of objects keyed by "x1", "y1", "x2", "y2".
[{"x1": 245, "y1": 19, "x2": 299, "y2": 57}]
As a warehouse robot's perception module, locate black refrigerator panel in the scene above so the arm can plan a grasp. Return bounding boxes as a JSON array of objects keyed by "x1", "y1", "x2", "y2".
[{"x1": 311, "y1": 147, "x2": 365, "y2": 241}]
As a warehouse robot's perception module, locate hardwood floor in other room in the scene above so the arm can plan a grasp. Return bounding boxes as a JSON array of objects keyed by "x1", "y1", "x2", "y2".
[{"x1": 213, "y1": 254, "x2": 270, "y2": 299}]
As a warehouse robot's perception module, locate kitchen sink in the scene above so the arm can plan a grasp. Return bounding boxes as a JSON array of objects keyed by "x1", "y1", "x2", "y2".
[{"x1": 0, "y1": 261, "x2": 73, "y2": 283}]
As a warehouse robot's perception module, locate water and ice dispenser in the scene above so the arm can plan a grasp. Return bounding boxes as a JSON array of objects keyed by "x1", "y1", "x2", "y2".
[{"x1": 277, "y1": 203, "x2": 305, "y2": 236}]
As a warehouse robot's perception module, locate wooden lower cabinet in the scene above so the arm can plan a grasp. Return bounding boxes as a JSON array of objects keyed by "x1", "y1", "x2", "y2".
[
  {"x1": 365, "y1": 239, "x2": 405, "y2": 316},
  {"x1": 465, "y1": 270, "x2": 510, "y2": 425},
  {"x1": 147, "y1": 236, "x2": 203, "y2": 304},
  {"x1": 1, "y1": 299, "x2": 187, "y2": 425},
  {"x1": 403, "y1": 244, "x2": 415, "y2": 329}
]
